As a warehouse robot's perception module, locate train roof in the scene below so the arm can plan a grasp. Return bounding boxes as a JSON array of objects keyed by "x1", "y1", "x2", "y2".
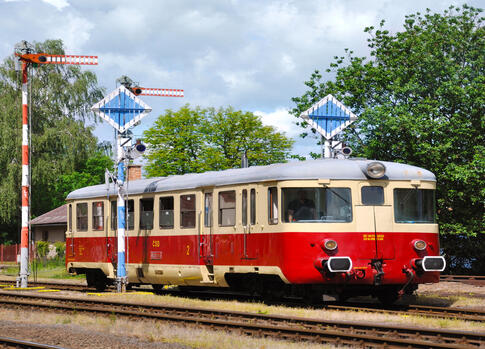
[{"x1": 66, "y1": 159, "x2": 435, "y2": 200}]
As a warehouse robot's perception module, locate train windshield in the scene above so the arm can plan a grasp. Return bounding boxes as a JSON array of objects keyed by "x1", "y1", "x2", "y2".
[
  {"x1": 282, "y1": 188, "x2": 352, "y2": 223},
  {"x1": 394, "y1": 189, "x2": 435, "y2": 223}
]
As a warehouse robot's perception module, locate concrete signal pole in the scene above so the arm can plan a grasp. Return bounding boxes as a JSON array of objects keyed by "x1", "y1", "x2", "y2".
[{"x1": 14, "y1": 41, "x2": 98, "y2": 288}]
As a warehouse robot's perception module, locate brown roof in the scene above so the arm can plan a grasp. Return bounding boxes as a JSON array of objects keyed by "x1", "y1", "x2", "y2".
[{"x1": 30, "y1": 204, "x2": 67, "y2": 226}]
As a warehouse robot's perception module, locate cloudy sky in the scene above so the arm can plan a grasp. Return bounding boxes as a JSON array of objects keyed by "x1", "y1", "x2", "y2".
[{"x1": 1, "y1": 0, "x2": 480, "y2": 157}]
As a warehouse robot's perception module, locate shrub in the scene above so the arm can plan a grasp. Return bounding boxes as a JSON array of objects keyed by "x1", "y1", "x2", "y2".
[
  {"x1": 36, "y1": 241, "x2": 49, "y2": 259},
  {"x1": 54, "y1": 242, "x2": 66, "y2": 258}
]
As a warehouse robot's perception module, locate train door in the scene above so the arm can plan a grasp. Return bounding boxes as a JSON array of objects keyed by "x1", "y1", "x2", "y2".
[
  {"x1": 200, "y1": 190, "x2": 215, "y2": 283},
  {"x1": 66, "y1": 203, "x2": 74, "y2": 259},
  {"x1": 108, "y1": 200, "x2": 118, "y2": 265},
  {"x1": 242, "y1": 186, "x2": 257, "y2": 260},
  {"x1": 360, "y1": 185, "x2": 394, "y2": 259}
]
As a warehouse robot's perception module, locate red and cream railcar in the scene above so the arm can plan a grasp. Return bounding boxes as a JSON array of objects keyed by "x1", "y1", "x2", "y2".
[{"x1": 65, "y1": 159, "x2": 445, "y2": 303}]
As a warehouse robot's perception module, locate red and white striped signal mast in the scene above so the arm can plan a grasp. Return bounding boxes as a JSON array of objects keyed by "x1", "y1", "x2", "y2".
[{"x1": 14, "y1": 40, "x2": 98, "y2": 288}]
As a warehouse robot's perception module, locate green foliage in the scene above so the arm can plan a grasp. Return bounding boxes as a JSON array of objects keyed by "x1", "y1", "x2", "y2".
[
  {"x1": 0, "y1": 39, "x2": 104, "y2": 242},
  {"x1": 36, "y1": 241, "x2": 49, "y2": 258},
  {"x1": 52, "y1": 152, "x2": 113, "y2": 207},
  {"x1": 291, "y1": 5, "x2": 484, "y2": 240},
  {"x1": 54, "y1": 241, "x2": 66, "y2": 258},
  {"x1": 143, "y1": 105, "x2": 294, "y2": 177}
]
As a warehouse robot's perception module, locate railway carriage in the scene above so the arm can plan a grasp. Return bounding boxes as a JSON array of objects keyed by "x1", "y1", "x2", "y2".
[{"x1": 65, "y1": 158, "x2": 445, "y2": 304}]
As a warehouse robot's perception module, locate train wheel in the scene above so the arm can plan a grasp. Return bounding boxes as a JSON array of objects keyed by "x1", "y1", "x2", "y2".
[{"x1": 86, "y1": 270, "x2": 107, "y2": 291}]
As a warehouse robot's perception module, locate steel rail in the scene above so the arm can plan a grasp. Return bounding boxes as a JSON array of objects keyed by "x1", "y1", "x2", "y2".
[
  {"x1": 0, "y1": 291, "x2": 483, "y2": 348},
  {"x1": 1, "y1": 279, "x2": 484, "y2": 322},
  {"x1": 0, "y1": 335, "x2": 65, "y2": 349},
  {"x1": 440, "y1": 275, "x2": 485, "y2": 286},
  {"x1": 324, "y1": 303, "x2": 485, "y2": 323}
]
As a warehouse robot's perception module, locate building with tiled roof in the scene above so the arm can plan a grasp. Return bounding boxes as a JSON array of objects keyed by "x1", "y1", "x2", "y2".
[{"x1": 30, "y1": 204, "x2": 67, "y2": 242}]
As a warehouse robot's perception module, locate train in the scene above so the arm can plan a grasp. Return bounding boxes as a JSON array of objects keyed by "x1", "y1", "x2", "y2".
[{"x1": 65, "y1": 158, "x2": 446, "y2": 304}]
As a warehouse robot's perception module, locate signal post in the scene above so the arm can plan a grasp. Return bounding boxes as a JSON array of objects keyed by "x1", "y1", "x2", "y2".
[
  {"x1": 14, "y1": 41, "x2": 98, "y2": 288},
  {"x1": 92, "y1": 76, "x2": 183, "y2": 292}
]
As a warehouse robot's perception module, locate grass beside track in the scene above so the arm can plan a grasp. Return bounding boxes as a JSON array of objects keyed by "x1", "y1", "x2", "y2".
[{"x1": 0, "y1": 260, "x2": 83, "y2": 280}]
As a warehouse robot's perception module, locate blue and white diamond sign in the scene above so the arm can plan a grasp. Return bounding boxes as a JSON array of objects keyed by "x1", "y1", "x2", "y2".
[
  {"x1": 91, "y1": 85, "x2": 152, "y2": 133},
  {"x1": 300, "y1": 94, "x2": 358, "y2": 140}
]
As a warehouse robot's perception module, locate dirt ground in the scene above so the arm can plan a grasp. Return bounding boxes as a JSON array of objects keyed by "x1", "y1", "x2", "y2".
[{"x1": 0, "y1": 277, "x2": 483, "y2": 349}]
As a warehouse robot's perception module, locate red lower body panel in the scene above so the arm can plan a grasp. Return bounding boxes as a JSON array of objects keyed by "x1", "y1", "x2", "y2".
[{"x1": 66, "y1": 231, "x2": 441, "y2": 286}]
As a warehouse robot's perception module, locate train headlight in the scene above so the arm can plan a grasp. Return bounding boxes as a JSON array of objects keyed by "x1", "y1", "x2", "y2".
[
  {"x1": 413, "y1": 240, "x2": 427, "y2": 251},
  {"x1": 366, "y1": 162, "x2": 386, "y2": 179},
  {"x1": 324, "y1": 239, "x2": 338, "y2": 251}
]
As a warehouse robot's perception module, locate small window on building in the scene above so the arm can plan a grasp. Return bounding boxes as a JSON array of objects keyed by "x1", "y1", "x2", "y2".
[
  {"x1": 111, "y1": 200, "x2": 117, "y2": 230},
  {"x1": 42, "y1": 231, "x2": 48, "y2": 242},
  {"x1": 242, "y1": 189, "x2": 248, "y2": 227},
  {"x1": 92, "y1": 202, "x2": 104, "y2": 231},
  {"x1": 76, "y1": 203, "x2": 88, "y2": 231},
  {"x1": 126, "y1": 200, "x2": 134, "y2": 230},
  {"x1": 204, "y1": 193, "x2": 213, "y2": 228},
  {"x1": 159, "y1": 196, "x2": 174, "y2": 229},
  {"x1": 268, "y1": 187, "x2": 278, "y2": 224},
  {"x1": 181, "y1": 194, "x2": 196, "y2": 228},
  {"x1": 140, "y1": 198, "x2": 154, "y2": 230},
  {"x1": 219, "y1": 191, "x2": 236, "y2": 226},
  {"x1": 68, "y1": 204, "x2": 72, "y2": 232},
  {"x1": 250, "y1": 189, "x2": 256, "y2": 225},
  {"x1": 362, "y1": 186, "x2": 384, "y2": 205}
]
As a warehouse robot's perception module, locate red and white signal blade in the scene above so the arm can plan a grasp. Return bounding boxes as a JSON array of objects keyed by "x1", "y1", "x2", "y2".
[
  {"x1": 43, "y1": 55, "x2": 98, "y2": 65},
  {"x1": 139, "y1": 88, "x2": 184, "y2": 97}
]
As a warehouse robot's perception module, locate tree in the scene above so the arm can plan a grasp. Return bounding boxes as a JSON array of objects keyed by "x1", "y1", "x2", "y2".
[
  {"x1": 0, "y1": 40, "x2": 104, "y2": 242},
  {"x1": 143, "y1": 105, "x2": 294, "y2": 177},
  {"x1": 291, "y1": 6, "x2": 484, "y2": 271},
  {"x1": 52, "y1": 152, "x2": 114, "y2": 207}
]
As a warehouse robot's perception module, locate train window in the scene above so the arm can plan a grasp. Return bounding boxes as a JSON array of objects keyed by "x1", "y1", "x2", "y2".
[
  {"x1": 282, "y1": 188, "x2": 352, "y2": 223},
  {"x1": 394, "y1": 189, "x2": 435, "y2": 223},
  {"x1": 362, "y1": 186, "x2": 384, "y2": 205},
  {"x1": 204, "y1": 193, "x2": 213, "y2": 227},
  {"x1": 242, "y1": 189, "x2": 248, "y2": 226},
  {"x1": 126, "y1": 200, "x2": 134, "y2": 230},
  {"x1": 76, "y1": 203, "x2": 88, "y2": 231},
  {"x1": 250, "y1": 189, "x2": 256, "y2": 225},
  {"x1": 68, "y1": 204, "x2": 72, "y2": 232},
  {"x1": 140, "y1": 198, "x2": 154, "y2": 230},
  {"x1": 219, "y1": 191, "x2": 236, "y2": 226},
  {"x1": 92, "y1": 202, "x2": 104, "y2": 231},
  {"x1": 160, "y1": 196, "x2": 174, "y2": 229},
  {"x1": 268, "y1": 187, "x2": 278, "y2": 224},
  {"x1": 111, "y1": 200, "x2": 117, "y2": 230},
  {"x1": 181, "y1": 194, "x2": 196, "y2": 228}
]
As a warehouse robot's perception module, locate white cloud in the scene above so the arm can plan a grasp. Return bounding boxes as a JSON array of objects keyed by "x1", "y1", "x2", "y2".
[
  {"x1": 254, "y1": 108, "x2": 298, "y2": 137},
  {"x1": 46, "y1": 13, "x2": 94, "y2": 52},
  {"x1": 0, "y1": 0, "x2": 481, "y2": 155},
  {"x1": 41, "y1": 0, "x2": 69, "y2": 10}
]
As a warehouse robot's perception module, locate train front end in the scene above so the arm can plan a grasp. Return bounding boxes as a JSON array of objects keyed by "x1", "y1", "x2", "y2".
[{"x1": 279, "y1": 160, "x2": 445, "y2": 304}]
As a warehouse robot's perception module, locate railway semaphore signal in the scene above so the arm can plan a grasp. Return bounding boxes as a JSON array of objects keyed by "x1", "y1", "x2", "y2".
[
  {"x1": 300, "y1": 94, "x2": 358, "y2": 158},
  {"x1": 92, "y1": 75, "x2": 183, "y2": 292},
  {"x1": 14, "y1": 40, "x2": 98, "y2": 289}
]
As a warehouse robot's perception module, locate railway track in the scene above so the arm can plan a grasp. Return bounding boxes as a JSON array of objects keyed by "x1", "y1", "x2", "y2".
[
  {"x1": 440, "y1": 275, "x2": 485, "y2": 286},
  {"x1": 0, "y1": 335, "x2": 65, "y2": 348},
  {"x1": 1, "y1": 279, "x2": 484, "y2": 323},
  {"x1": 0, "y1": 291, "x2": 483, "y2": 348}
]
